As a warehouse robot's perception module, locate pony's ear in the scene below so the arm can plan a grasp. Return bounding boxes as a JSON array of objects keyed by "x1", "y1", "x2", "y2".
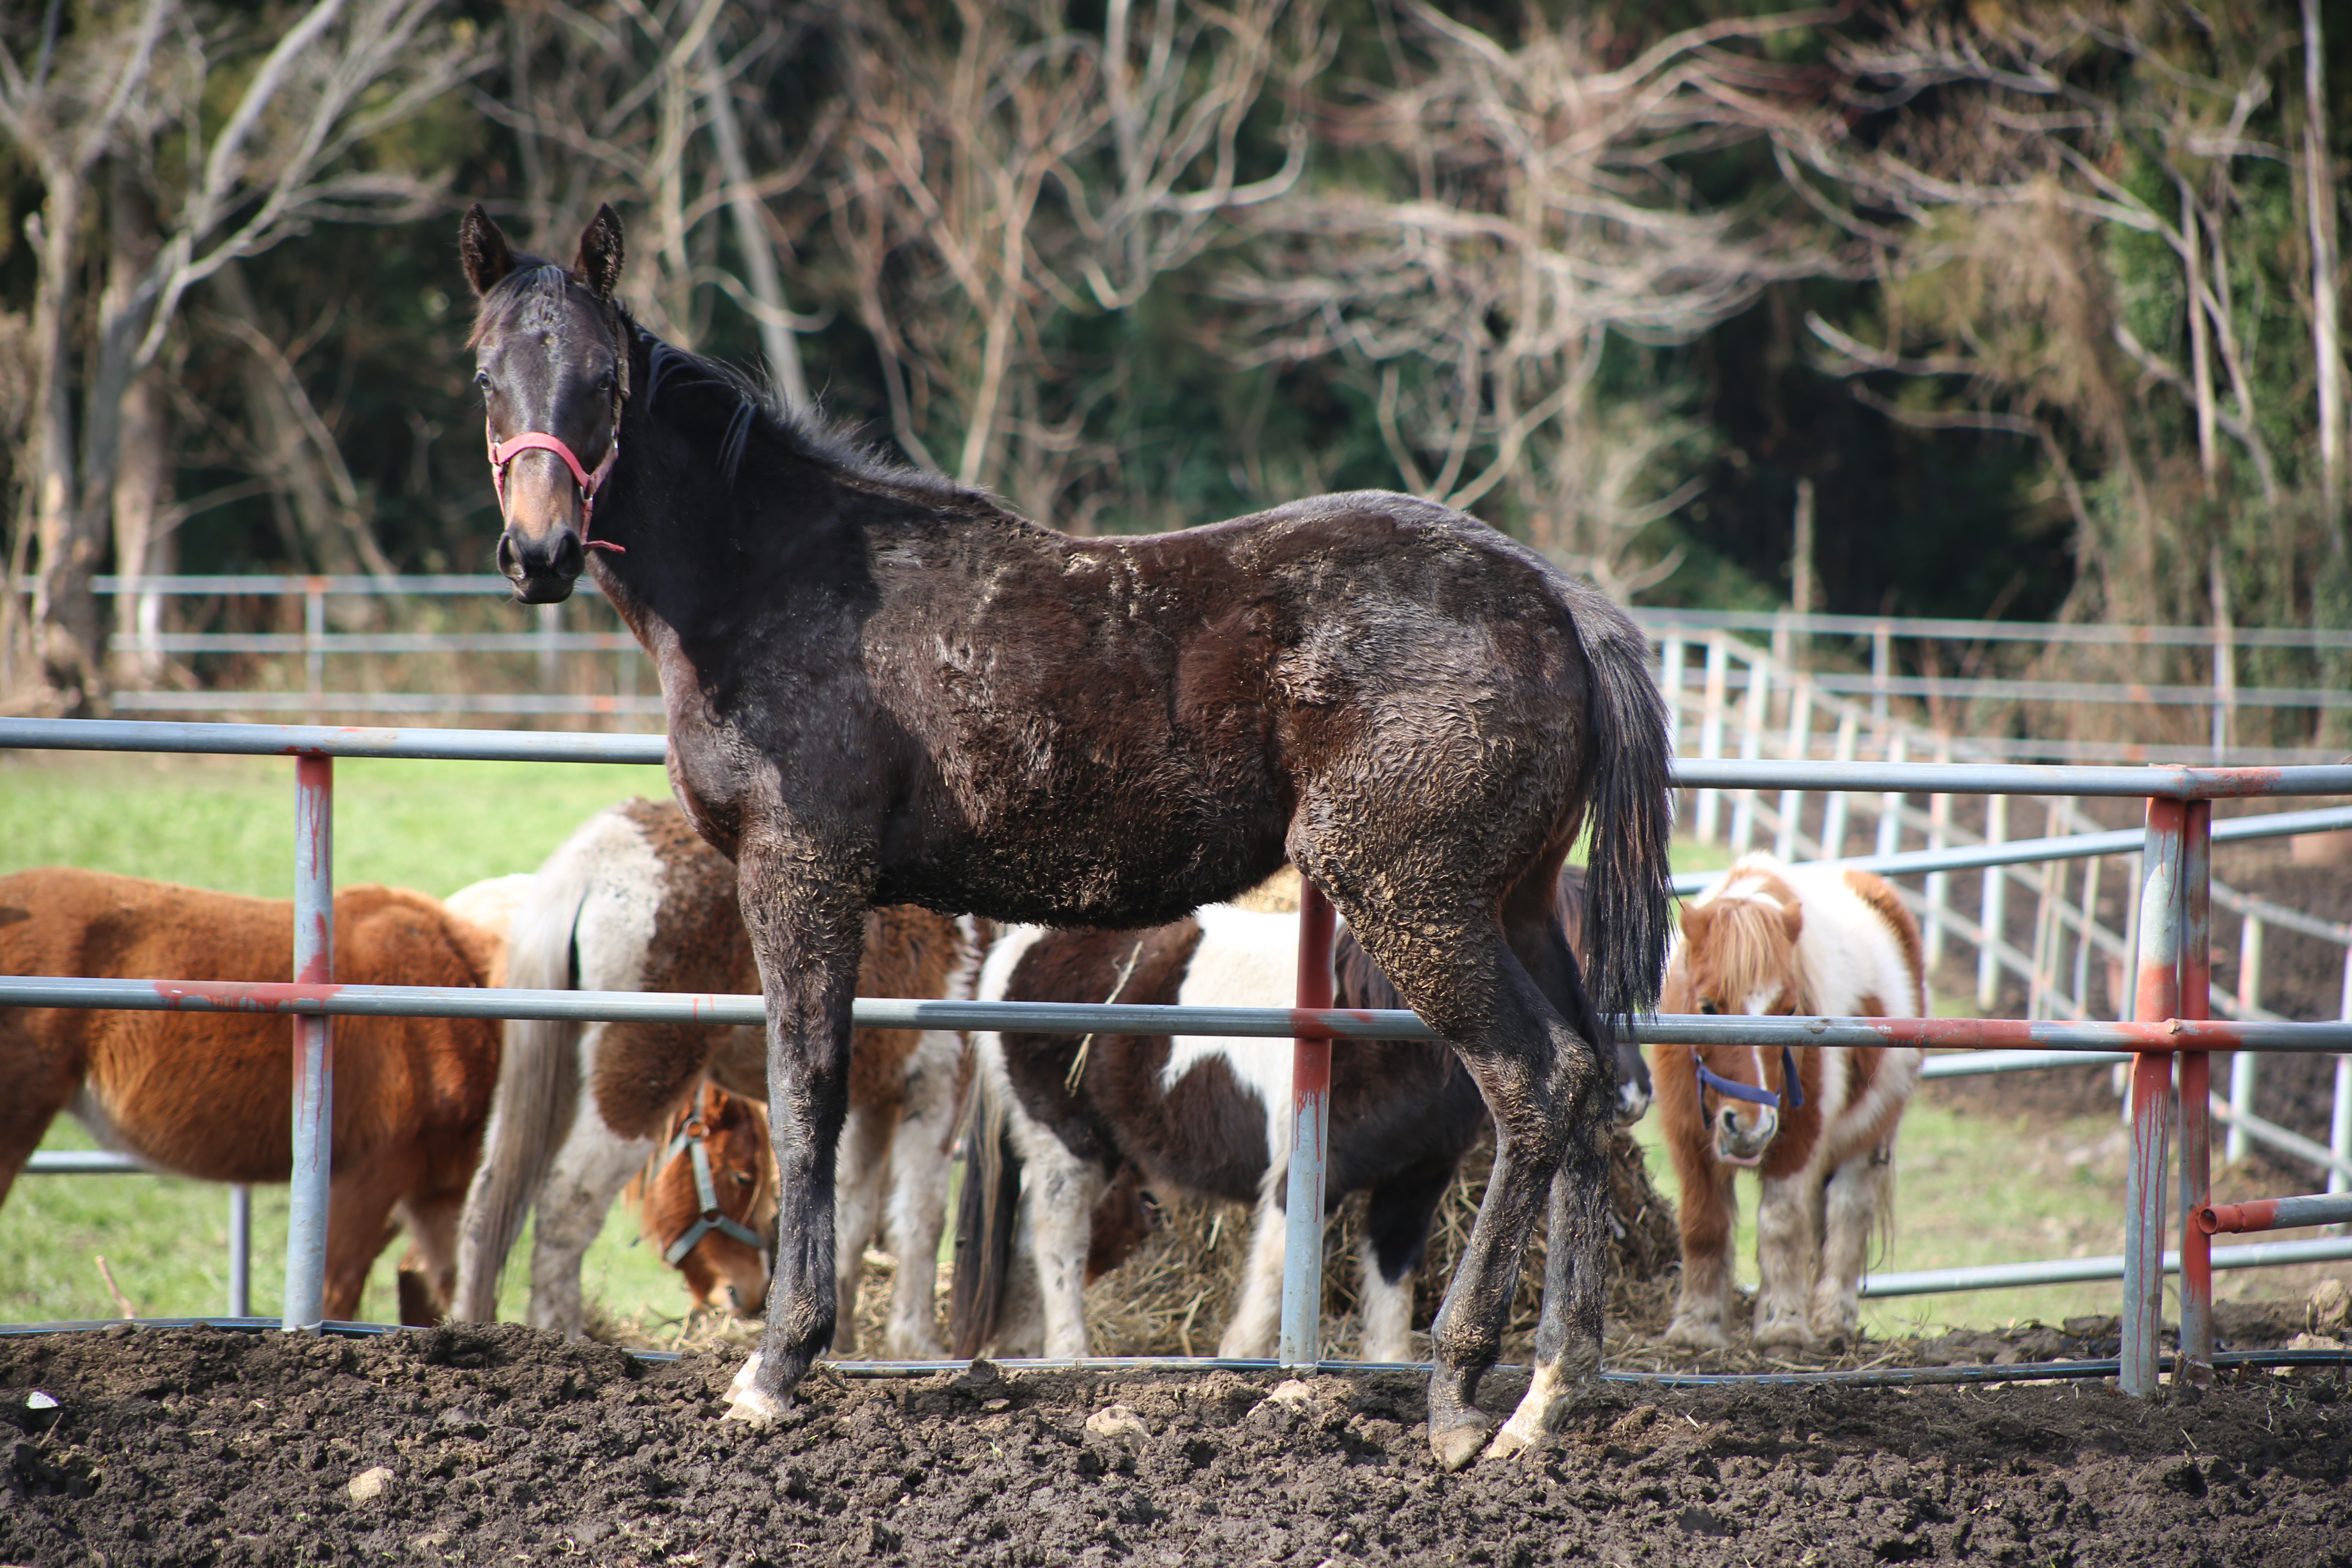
[
  {"x1": 1778, "y1": 900, "x2": 1804, "y2": 943},
  {"x1": 1679, "y1": 901, "x2": 1711, "y2": 939},
  {"x1": 459, "y1": 204, "x2": 518, "y2": 297},
  {"x1": 574, "y1": 203, "x2": 625, "y2": 300}
]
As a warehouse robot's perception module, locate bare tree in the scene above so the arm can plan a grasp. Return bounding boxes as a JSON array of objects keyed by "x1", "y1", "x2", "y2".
[
  {"x1": 0, "y1": 0, "x2": 485, "y2": 714},
  {"x1": 825, "y1": 0, "x2": 1315, "y2": 524},
  {"x1": 1221, "y1": 5, "x2": 1843, "y2": 592}
]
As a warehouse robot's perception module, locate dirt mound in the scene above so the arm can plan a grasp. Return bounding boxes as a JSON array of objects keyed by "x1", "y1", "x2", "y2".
[{"x1": 4, "y1": 1323, "x2": 2349, "y2": 1565}]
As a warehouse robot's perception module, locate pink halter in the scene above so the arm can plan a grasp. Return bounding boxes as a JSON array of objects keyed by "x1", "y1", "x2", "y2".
[{"x1": 487, "y1": 427, "x2": 626, "y2": 553}]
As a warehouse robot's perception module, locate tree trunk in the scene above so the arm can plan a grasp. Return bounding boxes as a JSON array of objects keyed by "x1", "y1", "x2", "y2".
[{"x1": 109, "y1": 366, "x2": 170, "y2": 686}]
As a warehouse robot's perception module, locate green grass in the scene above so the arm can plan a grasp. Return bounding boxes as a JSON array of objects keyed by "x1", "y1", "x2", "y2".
[{"x1": 0, "y1": 748, "x2": 706, "y2": 1330}]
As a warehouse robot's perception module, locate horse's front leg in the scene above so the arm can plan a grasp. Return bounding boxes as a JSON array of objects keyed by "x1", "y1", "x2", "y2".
[
  {"x1": 1752, "y1": 1172, "x2": 1819, "y2": 1348},
  {"x1": 1810, "y1": 1145, "x2": 1885, "y2": 1346},
  {"x1": 723, "y1": 867, "x2": 866, "y2": 1424}
]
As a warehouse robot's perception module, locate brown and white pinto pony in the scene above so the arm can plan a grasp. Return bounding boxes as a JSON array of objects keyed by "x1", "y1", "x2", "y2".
[
  {"x1": 953, "y1": 869, "x2": 1632, "y2": 1374},
  {"x1": 450, "y1": 799, "x2": 975, "y2": 1355},
  {"x1": 1655, "y1": 854, "x2": 1925, "y2": 1351},
  {"x1": 0, "y1": 868, "x2": 506, "y2": 1324}
]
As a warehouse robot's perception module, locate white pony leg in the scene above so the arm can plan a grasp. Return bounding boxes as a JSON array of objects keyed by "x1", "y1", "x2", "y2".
[
  {"x1": 1812, "y1": 1148, "x2": 1883, "y2": 1343},
  {"x1": 880, "y1": 1029, "x2": 961, "y2": 1358},
  {"x1": 1218, "y1": 1194, "x2": 1289, "y2": 1360},
  {"x1": 1356, "y1": 1229, "x2": 1415, "y2": 1364},
  {"x1": 830, "y1": 1102, "x2": 892, "y2": 1356},
  {"x1": 996, "y1": 1087, "x2": 1100, "y2": 1360},
  {"x1": 527, "y1": 1103, "x2": 657, "y2": 1341},
  {"x1": 1752, "y1": 1171, "x2": 1818, "y2": 1348}
]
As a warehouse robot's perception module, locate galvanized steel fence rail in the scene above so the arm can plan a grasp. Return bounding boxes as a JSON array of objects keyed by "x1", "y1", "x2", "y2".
[{"x1": 6, "y1": 715, "x2": 2352, "y2": 1395}]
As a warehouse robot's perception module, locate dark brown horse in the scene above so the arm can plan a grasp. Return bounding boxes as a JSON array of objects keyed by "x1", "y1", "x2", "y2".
[{"x1": 458, "y1": 204, "x2": 1673, "y2": 1467}]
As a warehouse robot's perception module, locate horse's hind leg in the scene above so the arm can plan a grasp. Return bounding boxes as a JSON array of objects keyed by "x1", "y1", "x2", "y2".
[
  {"x1": 1358, "y1": 1161, "x2": 1452, "y2": 1364},
  {"x1": 1322, "y1": 889, "x2": 1599, "y2": 1471},
  {"x1": 829, "y1": 1100, "x2": 893, "y2": 1355},
  {"x1": 1218, "y1": 1189, "x2": 1288, "y2": 1359},
  {"x1": 879, "y1": 1029, "x2": 963, "y2": 1358},
  {"x1": 0, "y1": 1018, "x2": 78, "y2": 1208},
  {"x1": 528, "y1": 1113, "x2": 657, "y2": 1339}
]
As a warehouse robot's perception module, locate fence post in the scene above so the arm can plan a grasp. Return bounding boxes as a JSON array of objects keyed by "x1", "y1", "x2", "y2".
[
  {"x1": 2122, "y1": 795, "x2": 2184, "y2": 1397},
  {"x1": 284, "y1": 753, "x2": 335, "y2": 1332},
  {"x1": 304, "y1": 579, "x2": 327, "y2": 722},
  {"x1": 1978, "y1": 794, "x2": 2008, "y2": 1011},
  {"x1": 2229, "y1": 916, "x2": 2265, "y2": 1165},
  {"x1": 537, "y1": 601, "x2": 562, "y2": 692},
  {"x1": 1696, "y1": 633, "x2": 1728, "y2": 843},
  {"x1": 1280, "y1": 877, "x2": 1336, "y2": 1370},
  {"x1": 1820, "y1": 712, "x2": 1858, "y2": 858},
  {"x1": 1730, "y1": 655, "x2": 1769, "y2": 856},
  {"x1": 1875, "y1": 732, "x2": 1907, "y2": 859},
  {"x1": 1774, "y1": 678, "x2": 1813, "y2": 862},
  {"x1": 1922, "y1": 737, "x2": 1953, "y2": 970},
  {"x1": 2074, "y1": 851, "x2": 2103, "y2": 1019},
  {"x1": 2176, "y1": 798, "x2": 2214, "y2": 1381},
  {"x1": 1871, "y1": 620, "x2": 1892, "y2": 729},
  {"x1": 2334, "y1": 947, "x2": 2352, "y2": 1202},
  {"x1": 228, "y1": 1185, "x2": 252, "y2": 1319},
  {"x1": 1659, "y1": 635, "x2": 1685, "y2": 759}
]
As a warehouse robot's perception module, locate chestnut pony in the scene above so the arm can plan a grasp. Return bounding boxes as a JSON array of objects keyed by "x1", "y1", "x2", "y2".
[
  {"x1": 0, "y1": 868, "x2": 504, "y2": 1323},
  {"x1": 459, "y1": 204, "x2": 1672, "y2": 1466},
  {"x1": 1654, "y1": 853, "x2": 1925, "y2": 1350},
  {"x1": 629, "y1": 1082, "x2": 778, "y2": 1321}
]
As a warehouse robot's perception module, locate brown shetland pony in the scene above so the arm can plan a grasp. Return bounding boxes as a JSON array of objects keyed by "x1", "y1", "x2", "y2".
[
  {"x1": 1654, "y1": 853, "x2": 1925, "y2": 1351},
  {"x1": 0, "y1": 868, "x2": 504, "y2": 1323}
]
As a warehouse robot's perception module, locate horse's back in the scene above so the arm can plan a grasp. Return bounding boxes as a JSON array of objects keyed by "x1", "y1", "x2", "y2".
[{"x1": 1783, "y1": 863, "x2": 1926, "y2": 1018}]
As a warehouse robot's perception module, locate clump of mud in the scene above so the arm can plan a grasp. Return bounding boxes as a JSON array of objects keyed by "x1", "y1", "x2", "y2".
[{"x1": 4, "y1": 1321, "x2": 2348, "y2": 1566}]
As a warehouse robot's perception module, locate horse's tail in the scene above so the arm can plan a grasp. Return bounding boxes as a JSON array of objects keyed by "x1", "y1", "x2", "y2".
[
  {"x1": 449, "y1": 845, "x2": 595, "y2": 1323},
  {"x1": 1568, "y1": 587, "x2": 1676, "y2": 1034},
  {"x1": 947, "y1": 1054, "x2": 1021, "y2": 1359}
]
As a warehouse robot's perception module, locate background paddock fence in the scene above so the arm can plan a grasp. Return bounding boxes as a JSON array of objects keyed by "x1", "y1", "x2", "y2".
[{"x1": 6, "y1": 715, "x2": 2352, "y2": 1396}]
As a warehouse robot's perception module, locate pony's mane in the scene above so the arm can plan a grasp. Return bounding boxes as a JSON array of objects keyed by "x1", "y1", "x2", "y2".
[
  {"x1": 1685, "y1": 873, "x2": 1809, "y2": 1015},
  {"x1": 472, "y1": 258, "x2": 972, "y2": 503}
]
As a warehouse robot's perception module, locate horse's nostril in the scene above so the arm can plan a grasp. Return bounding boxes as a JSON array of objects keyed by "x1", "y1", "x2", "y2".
[
  {"x1": 552, "y1": 529, "x2": 584, "y2": 578},
  {"x1": 496, "y1": 533, "x2": 520, "y2": 577}
]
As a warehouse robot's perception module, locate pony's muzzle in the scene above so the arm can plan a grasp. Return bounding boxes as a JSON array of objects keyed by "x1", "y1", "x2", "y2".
[
  {"x1": 1615, "y1": 1076, "x2": 1652, "y2": 1125},
  {"x1": 497, "y1": 522, "x2": 584, "y2": 603},
  {"x1": 1714, "y1": 1104, "x2": 1776, "y2": 1166}
]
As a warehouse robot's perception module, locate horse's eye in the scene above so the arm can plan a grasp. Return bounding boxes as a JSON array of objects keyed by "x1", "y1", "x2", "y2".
[
  {"x1": 1699, "y1": 1000, "x2": 1720, "y2": 1015},
  {"x1": 474, "y1": 370, "x2": 492, "y2": 392},
  {"x1": 732, "y1": 1172, "x2": 754, "y2": 1187}
]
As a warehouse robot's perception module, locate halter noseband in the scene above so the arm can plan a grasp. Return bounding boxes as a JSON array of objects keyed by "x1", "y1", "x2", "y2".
[
  {"x1": 659, "y1": 1117, "x2": 770, "y2": 1268},
  {"x1": 486, "y1": 428, "x2": 626, "y2": 554},
  {"x1": 1693, "y1": 1044, "x2": 1806, "y2": 1110}
]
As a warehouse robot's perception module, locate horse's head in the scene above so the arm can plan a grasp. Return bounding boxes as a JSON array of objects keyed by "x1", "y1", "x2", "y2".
[
  {"x1": 639, "y1": 1084, "x2": 775, "y2": 1319},
  {"x1": 1664, "y1": 862, "x2": 1809, "y2": 1165},
  {"x1": 459, "y1": 203, "x2": 631, "y2": 604}
]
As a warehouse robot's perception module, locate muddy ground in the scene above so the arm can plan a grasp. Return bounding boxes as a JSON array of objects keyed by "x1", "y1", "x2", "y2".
[{"x1": 4, "y1": 1323, "x2": 2348, "y2": 1568}]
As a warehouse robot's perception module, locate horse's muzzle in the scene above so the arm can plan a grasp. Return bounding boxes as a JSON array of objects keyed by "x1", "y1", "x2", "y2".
[
  {"x1": 1615, "y1": 1077, "x2": 1652, "y2": 1126},
  {"x1": 1714, "y1": 1105, "x2": 1776, "y2": 1166},
  {"x1": 498, "y1": 524, "x2": 584, "y2": 604}
]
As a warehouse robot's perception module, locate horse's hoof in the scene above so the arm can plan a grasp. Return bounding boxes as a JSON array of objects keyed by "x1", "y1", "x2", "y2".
[
  {"x1": 722, "y1": 1386, "x2": 785, "y2": 1426},
  {"x1": 1430, "y1": 1420, "x2": 1493, "y2": 1473},
  {"x1": 1753, "y1": 1323, "x2": 1811, "y2": 1350},
  {"x1": 1662, "y1": 1321, "x2": 1728, "y2": 1351},
  {"x1": 1482, "y1": 1422, "x2": 1541, "y2": 1463},
  {"x1": 726, "y1": 1350, "x2": 763, "y2": 1400}
]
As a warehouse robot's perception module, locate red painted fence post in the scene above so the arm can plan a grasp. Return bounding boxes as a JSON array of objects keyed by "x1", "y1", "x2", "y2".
[
  {"x1": 2176, "y1": 798, "x2": 2214, "y2": 1381},
  {"x1": 1279, "y1": 877, "x2": 1336, "y2": 1370},
  {"x1": 2122, "y1": 795, "x2": 2183, "y2": 1396},
  {"x1": 284, "y1": 753, "x2": 335, "y2": 1330}
]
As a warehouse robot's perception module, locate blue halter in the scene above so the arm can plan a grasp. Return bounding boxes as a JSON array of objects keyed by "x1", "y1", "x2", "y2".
[{"x1": 1693, "y1": 1044, "x2": 1805, "y2": 1110}]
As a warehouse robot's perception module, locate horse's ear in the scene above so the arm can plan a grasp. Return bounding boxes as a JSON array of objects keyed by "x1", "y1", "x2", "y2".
[
  {"x1": 459, "y1": 204, "x2": 518, "y2": 297},
  {"x1": 1679, "y1": 901, "x2": 1711, "y2": 939},
  {"x1": 575, "y1": 203, "x2": 625, "y2": 300},
  {"x1": 1778, "y1": 900, "x2": 1804, "y2": 943}
]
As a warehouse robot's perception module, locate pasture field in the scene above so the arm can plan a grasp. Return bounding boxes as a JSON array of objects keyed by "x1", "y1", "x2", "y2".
[{"x1": 0, "y1": 750, "x2": 2328, "y2": 1344}]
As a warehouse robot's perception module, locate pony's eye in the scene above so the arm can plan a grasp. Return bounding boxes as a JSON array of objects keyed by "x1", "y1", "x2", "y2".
[
  {"x1": 732, "y1": 1172, "x2": 753, "y2": 1187},
  {"x1": 474, "y1": 370, "x2": 492, "y2": 392},
  {"x1": 597, "y1": 369, "x2": 616, "y2": 394},
  {"x1": 1699, "y1": 1000, "x2": 1720, "y2": 1015}
]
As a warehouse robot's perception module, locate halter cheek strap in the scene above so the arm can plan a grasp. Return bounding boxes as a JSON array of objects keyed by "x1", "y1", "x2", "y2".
[
  {"x1": 1693, "y1": 1044, "x2": 1806, "y2": 1110},
  {"x1": 659, "y1": 1120, "x2": 771, "y2": 1268},
  {"x1": 487, "y1": 426, "x2": 626, "y2": 553}
]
